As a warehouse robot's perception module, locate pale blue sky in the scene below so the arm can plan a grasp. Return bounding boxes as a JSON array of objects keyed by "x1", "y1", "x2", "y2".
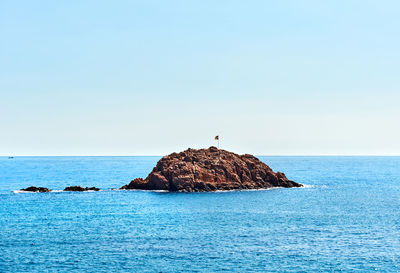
[{"x1": 1, "y1": 0, "x2": 399, "y2": 155}]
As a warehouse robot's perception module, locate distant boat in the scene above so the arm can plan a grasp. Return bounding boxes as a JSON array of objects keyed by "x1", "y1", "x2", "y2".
[{"x1": 8, "y1": 156, "x2": 14, "y2": 159}]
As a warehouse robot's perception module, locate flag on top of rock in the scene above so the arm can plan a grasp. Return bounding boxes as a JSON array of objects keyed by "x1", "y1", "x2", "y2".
[{"x1": 214, "y1": 135, "x2": 220, "y2": 148}]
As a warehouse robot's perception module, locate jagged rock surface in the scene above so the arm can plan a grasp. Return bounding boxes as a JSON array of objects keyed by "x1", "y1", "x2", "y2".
[
  {"x1": 121, "y1": 147, "x2": 302, "y2": 192},
  {"x1": 64, "y1": 186, "x2": 100, "y2": 192},
  {"x1": 20, "y1": 186, "x2": 52, "y2": 192}
]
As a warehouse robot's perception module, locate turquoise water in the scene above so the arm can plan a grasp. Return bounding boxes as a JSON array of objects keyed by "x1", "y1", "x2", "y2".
[{"x1": 1, "y1": 156, "x2": 400, "y2": 272}]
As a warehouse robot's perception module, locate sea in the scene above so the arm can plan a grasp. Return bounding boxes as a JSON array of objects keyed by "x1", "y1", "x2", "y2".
[{"x1": 0, "y1": 156, "x2": 399, "y2": 272}]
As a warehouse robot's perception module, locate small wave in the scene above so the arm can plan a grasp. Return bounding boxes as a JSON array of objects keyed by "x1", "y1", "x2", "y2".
[
  {"x1": 61, "y1": 189, "x2": 105, "y2": 193},
  {"x1": 298, "y1": 184, "x2": 327, "y2": 189},
  {"x1": 117, "y1": 187, "x2": 307, "y2": 193},
  {"x1": 13, "y1": 190, "x2": 30, "y2": 194},
  {"x1": 214, "y1": 188, "x2": 276, "y2": 193},
  {"x1": 118, "y1": 189, "x2": 169, "y2": 192},
  {"x1": 12, "y1": 190, "x2": 58, "y2": 193},
  {"x1": 13, "y1": 186, "x2": 314, "y2": 194}
]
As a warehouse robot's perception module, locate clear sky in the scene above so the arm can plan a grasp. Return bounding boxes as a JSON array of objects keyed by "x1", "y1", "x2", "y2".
[{"x1": 1, "y1": 0, "x2": 399, "y2": 156}]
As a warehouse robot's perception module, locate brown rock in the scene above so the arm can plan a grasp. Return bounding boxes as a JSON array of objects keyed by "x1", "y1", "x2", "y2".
[
  {"x1": 64, "y1": 186, "x2": 100, "y2": 191},
  {"x1": 20, "y1": 186, "x2": 51, "y2": 192},
  {"x1": 121, "y1": 147, "x2": 302, "y2": 192}
]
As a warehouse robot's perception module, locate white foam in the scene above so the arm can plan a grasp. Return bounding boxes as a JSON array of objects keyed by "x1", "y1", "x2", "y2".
[
  {"x1": 118, "y1": 187, "x2": 308, "y2": 193},
  {"x1": 299, "y1": 184, "x2": 313, "y2": 188},
  {"x1": 12, "y1": 189, "x2": 102, "y2": 193},
  {"x1": 12, "y1": 190, "x2": 55, "y2": 193},
  {"x1": 118, "y1": 189, "x2": 168, "y2": 192},
  {"x1": 13, "y1": 186, "x2": 313, "y2": 194},
  {"x1": 13, "y1": 190, "x2": 30, "y2": 193},
  {"x1": 213, "y1": 187, "x2": 278, "y2": 193}
]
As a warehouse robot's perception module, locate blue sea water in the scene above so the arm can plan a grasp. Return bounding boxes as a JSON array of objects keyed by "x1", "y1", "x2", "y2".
[{"x1": 0, "y1": 156, "x2": 400, "y2": 272}]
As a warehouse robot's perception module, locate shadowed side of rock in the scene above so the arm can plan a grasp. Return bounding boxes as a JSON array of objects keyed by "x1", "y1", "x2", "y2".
[{"x1": 121, "y1": 147, "x2": 302, "y2": 192}]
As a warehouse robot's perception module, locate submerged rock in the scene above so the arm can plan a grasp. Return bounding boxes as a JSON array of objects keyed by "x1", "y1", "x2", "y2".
[
  {"x1": 121, "y1": 147, "x2": 302, "y2": 192},
  {"x1": 63, "y1": 186, "x2": 100, "y2": 192},
  {"x1": 20, "y1": 186, "x2": 51, "y2": 192}
]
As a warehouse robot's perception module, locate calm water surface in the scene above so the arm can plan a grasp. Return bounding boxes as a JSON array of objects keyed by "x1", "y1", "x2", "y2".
[{"x1": 1, "y1": 156, "x2": 399, "y2": 272}]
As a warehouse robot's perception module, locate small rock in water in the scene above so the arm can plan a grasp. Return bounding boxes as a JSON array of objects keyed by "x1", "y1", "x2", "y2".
[
  {"x1": 63, "y1": 186, "x2": 100, "y2": 191},
  {"x1": 20, "y1": 186, "x2": 51, "y2": 192}
]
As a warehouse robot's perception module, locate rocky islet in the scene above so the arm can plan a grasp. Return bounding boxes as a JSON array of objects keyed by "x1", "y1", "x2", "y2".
[
  {"x1": 121, "y1": 147, "x2": 302, "y2": 192},
  {"x1": 18, "y1": 147, "x2": 302, "y2": 193}
]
